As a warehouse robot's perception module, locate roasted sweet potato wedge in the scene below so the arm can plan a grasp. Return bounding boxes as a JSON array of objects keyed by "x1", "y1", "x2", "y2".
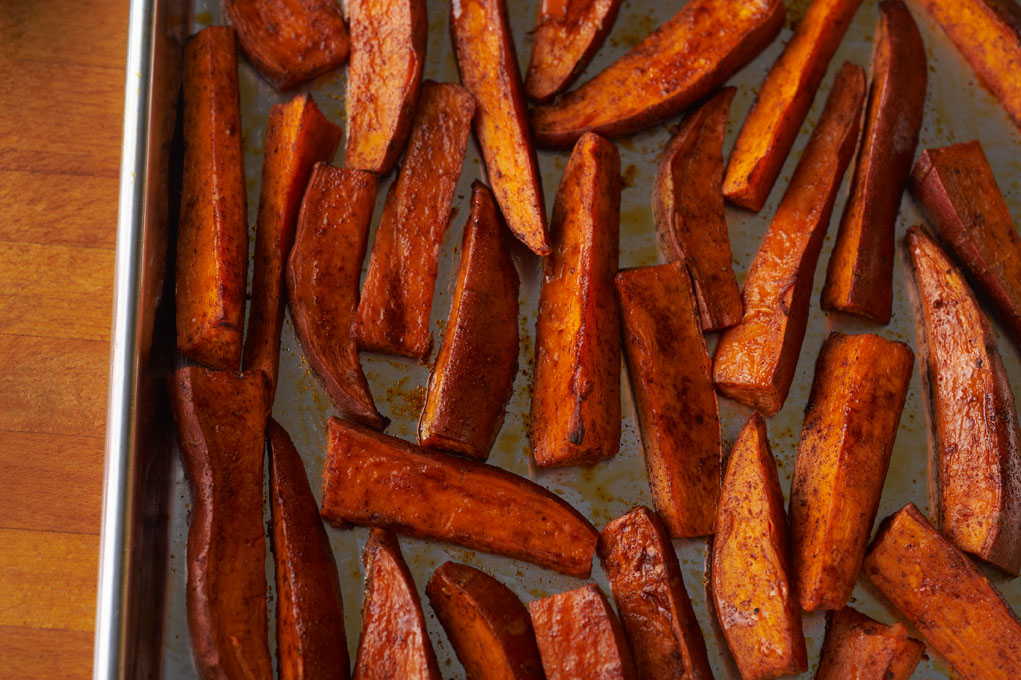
[
  {"x1": 713, "y1": 62, "x2": 865, "y2": 416},
  {"x1": 723, "y1": 0, "x2": 863, "y2": 211},
  {"x1": 176, "y1": 26, "x2": 248, "y2": 370},
  {"x1": 224, "y1": 0, "x2": 350, "y2": 90},
  {"x1": 597, "y1": 507, "x2": 714, "y2": 680},
  {"x1": 712, "y1": 413, "x2": 807, "y2": 680},
  {"x1": 821, "y1": 0, "x2": 927, "y2": 323},
  {"x1": 352, "y1": 81, "x2": 475, "y2": 361},
  {"x1": 815, "y1": 606, "x2": 924, "y2": 680},
  {"x1": 531, "y1": 132, "x2": 621, "y2": 467},
  {"x1": 615, "y1": 262, "x2": 721, "y2": 537},
  {"x1": 651, "y1": 87, "x2": 741, "y2": 331},
  {"x1": 451, "y1": 0, "x2": 550, "y2": 255},
  {"x1": 170, "y1": 367, "x2": 271, "y2": 679},
  {"x1": 418, "y1": 182, "x2": 519, "y2": 460},
  {"x1": 863, "y1": 503, "x2": 1021, "y2": 680},
  {"x1": 353, "y1": 529, "x2": 441, "y2": 680},
  {"x1": 320, "y1": 417, "x2": 599, "y2": 577},
  {"x1": 268, "y1": 419, "x2": 349, "y2": 680},
  {"x1": 426, "y1": 562, "x2": 544, "y2": 680},
  {"x1": 905, "y1": 227, "x2": 1021, "y2": 574},
  {"x1": 344, "y1": 0, "x2": 427, "y2": 175},
  {"x1": 529, "y1": 585, "x2": 638, "y2": 680},
  {"x1": 243, "y1": 94, "x2": 343, "y2": 397},
  {"x1": 529, "y1": 0, "x2": 785, "y2": 147},
  {"x1": 286, "y1": 164, "x2": 388, "y2": 430}
]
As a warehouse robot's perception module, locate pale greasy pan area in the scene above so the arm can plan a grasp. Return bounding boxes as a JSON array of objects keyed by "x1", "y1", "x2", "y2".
[{"x1": 164, "y1": 0, "x2": 1021, "y2": 677}]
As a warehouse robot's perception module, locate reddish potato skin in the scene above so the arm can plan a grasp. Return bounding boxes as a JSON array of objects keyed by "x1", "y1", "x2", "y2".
[
  {"x1": 815, "y1": 607, "x2": 924, "y2": 680},
  {"x1": 426, "y1": 562, "x2": 545, "y2": 680},
  {"x1": 597, "y1": 507, "x2": 714, "y2": 679}
]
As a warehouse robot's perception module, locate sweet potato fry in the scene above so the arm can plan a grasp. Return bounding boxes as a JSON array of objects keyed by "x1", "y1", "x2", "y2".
[
  {"x1": 615, "y1": 262, "x2": 720, "y2": 537},
  {"x1": 723, "y1": 0, "x2": 863, "y2": 211},
  {"x1": 418, "y1": 182, "x2": 519, "y2": 460},
  {"x1": 320, "y1": 417, "x2": 599, "y2": 577},
  {"x1": 344, "y1": 0, "x2": 427, "y2": 175},
  {"x1": 789, "y1": 332, "x2": 915, "y2": 611},
  {"x1": 224, "y1": 0, "x2": 350, "y2": 90},
  {"x1": 268, "y1": 419, "x2": 349, "y2": 680},
  {"x1": 712, "y1": 413, "x2": 807, "y2": 680},
  {"x1": 713, "y1": 62, "x2": 865, "y2": 416},
  {"x1": 286, "y1": 164, "x2": 388, "y2": 430},
  {"x1": 169, "y1": 367, "x2": 271, "y2": 679},
  {"x1": 597, "y1": 507, "x2": 714, "y2": 679},
  {"x1": 651, "y1": 87, "x2": 741, "y2": 331},
  {"x1": 815, "y1": 606, "x2": 924, "y2": 680},
  {"x1": 529, "y1": 0, "x2": 785, "y2": 147},
  {"x1": 531, "y1": 132, "x2": 621, "y2": 467},
  {"x1": 451, "y1": 0, "x2": 550, "y2": 255},
  {"x1": 176, "y1": 26, "x2": 248, "y2": 370},
  {"x1": 821, "y1": 0, "x2": 927, "y2": 323},
  {"x1": 905, "y1": 227, "x2": 1021, "y2": 574},
  {"x1": 529, "y1": 585, "x2": 638, "y2": 680},
  {"x1": 426, "y1": 562, "x2": 544, "y2": 680},
  {"x1": 352, "y1": 82, "x2": 475, "y2": 361},
  {"x1": 243, "y1": 94, "x2": 343, "y2": 397},
  {"x1": 353, "y1": 529, "x2": 441, "y2": 680},
  {"x1": 863, "y1": 503, "x2": 1021, "y2": 680}
]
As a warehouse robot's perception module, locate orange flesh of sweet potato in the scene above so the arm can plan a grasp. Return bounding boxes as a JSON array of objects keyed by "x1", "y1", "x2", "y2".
[
  {"x1": 531, "y1": 132, "x2": 621, "y2": 467},
  {"x1": 529, "y1": 0, "x2": 785, "y2": 148},
  {"x1": 344, "y1": 0, "x2": 427, "y2": 175},
  {"x1": 169, "y1": 367, "x2": 271, "y2": 680},
  {"x1": 268, "y1": 419, "x2": 350, "y2": 680},
  {"x1": 863, "y1": 503, "x2": 1021, "y2": 680},
  {"x1": 418, "y1": 182, "x2": 520, "y2": 461},
  {"x1": 821, "y1": 0, "x2": 927, "y2": 323},
  {"x1": 243, "y1": 94, "x2": 343, "y2": 398},
  {"x1": 352, "y1": 529, "x2": 441, "y2": 680},
  {"x1": 426, "y1": 562, "x2": 545, "y2": 680},
  {"x1": 651, "y1": 87, "x2": 741, "y2": 331},
  {"x1": 352, "y1": 81, "x2": 476, "y2": 361},
  {"x1": 723, "y1": 0, "x2": 863, "y2": 212},
  {"x1": 615, "y1": 262, "x2": 721, "y2": 537},
  {"x1": 451, "y1": 0, "x2": 550, "y2": 255},
  {"x1": 905, "y1": 226, "x2": 1021, "y2": 574},
  {"x1": 320, "y1": 417, "x2": 599, "y2": 577},
  {"x1": 528, "y1": 585, "x2": 638, "y2": 680},
  {"x1": 712, "y1": 62, "x2": 865, "y2": 416},
  {"x1": 815, "y1": 606, "x2": 924, "y2": 680},
  {"x1": 176, "y1": 26, "x2": 248, "y2": 370},
  {"x1": 286, "y1": 164, "x2": 388, "y2": 431},
  {"x1": 597, "y1": 506, "x2": 714, "y2": 679},
  {"x1": 712, "y1": 413, "x2": 807, "y2": 680},
  {"x1": 224, "y1": 0, "x2": 350, "y2": 91}
]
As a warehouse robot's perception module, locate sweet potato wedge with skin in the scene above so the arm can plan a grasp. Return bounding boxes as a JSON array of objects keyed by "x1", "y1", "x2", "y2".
[
  {"x1": 224, "y1": 0, "x2": 350, "y2": 91},
  {"x1": 651, "y1": 88, "x2": 741, "y2": 331},
  {"x1": 597, "y1": 507, "x2": 714, "y2": 680},
  {"x1": 713, "y1": 413, "x2": 807, "y2": 680},
  {"x1": 531, "y1": 133, "x2": 621, "y2": 468},
  {"x1": 863, "y1": 503, "x2": 1021, "y2": 680},
  {"x1": 426, "y1": 562, "x2": 545, "y2": 680},
  {"x1": 286, "y1": 164, "x2": 388, "y2": 430},
  {"x1": 451, "y1": 0, "x2": 550, "y2": 255},
  {"x1": 790, "y1": 332, "x2": 915, "y2": 611},
  {"x1": 905, "y1": 227, "x2": 1021, "y2": 574},
  {"x1": 821, "y1": 0, "x2": 927, "y2": 323},
  {"x1": 176, "y1": 27, "x2": 248, "y2": 370},
  {"x1": 320, "y1": 417, "x2": 599, "y2": 577},
  {"x1": 169, "y1": 367, "x2": 271, "y2": 680},
  {"x1": 713, "y1": 62, "x2": 865, "y2": 416},
  {"x1": 529, "y1": 0, "x2": 786, "y2": 147},
  {"x1": 352, "y1": 529, "x2": 441, "y2": 680},
  {"x1": 418, "y1": 182, "x2": 519, "y2": 460},
  {"x1": 615, "y1": 262, "x2": 721, "y2": 537},
  {"x1": 815, "y1": 606, "x2": 924, "y2": 680},
  {"x1": 352, "y1": 82, "x2": 476, "y2": 361}
]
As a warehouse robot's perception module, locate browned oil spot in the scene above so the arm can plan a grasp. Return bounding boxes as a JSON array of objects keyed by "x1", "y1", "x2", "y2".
[
  {"x1": 385, "y1": 376, "x2": 427, "y2": 420},
  {"x1": 621, "y1": 164, "x2": 638, "y2": 188}
]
